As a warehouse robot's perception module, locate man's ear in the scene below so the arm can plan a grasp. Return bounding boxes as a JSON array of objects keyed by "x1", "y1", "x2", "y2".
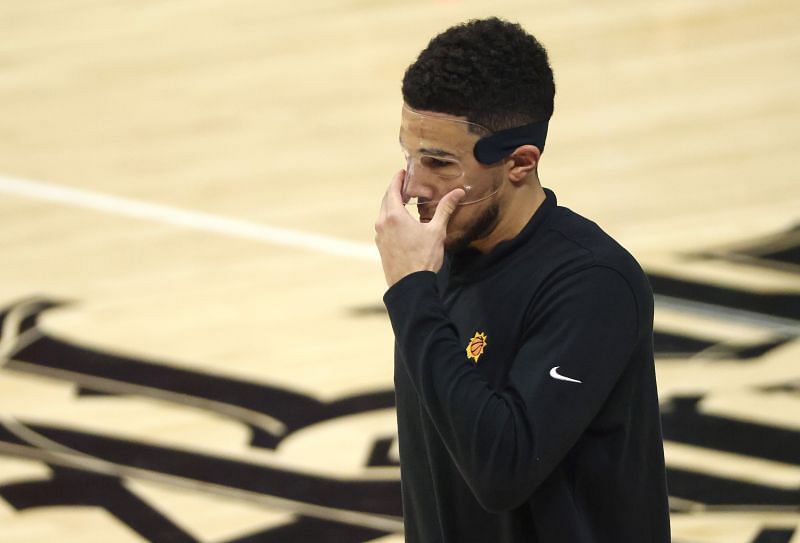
[{"x1": 507, "y1": 145, "x2": 541, "y2": 183}]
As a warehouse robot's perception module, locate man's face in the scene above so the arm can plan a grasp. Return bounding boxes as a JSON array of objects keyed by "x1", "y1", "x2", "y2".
[{"x1": 398, "y1": 105, "x2": 505, "y2": 250}]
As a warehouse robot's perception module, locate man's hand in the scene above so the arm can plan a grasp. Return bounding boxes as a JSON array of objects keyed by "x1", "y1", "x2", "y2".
[{"x1": 375, "y1": 170, "x2": 465, "y2": 287}]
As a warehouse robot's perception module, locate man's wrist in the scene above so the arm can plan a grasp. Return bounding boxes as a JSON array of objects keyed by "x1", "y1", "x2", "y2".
[
  {"x1": 383, "y1": 270, "x2": 437, "y2": 304},
  {"x1": 385, "y1": 265, "x2": 437, "y2": 288}
]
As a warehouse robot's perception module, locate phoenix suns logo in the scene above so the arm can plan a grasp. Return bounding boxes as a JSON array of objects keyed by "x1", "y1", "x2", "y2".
[{"x1": 466, "y1": 331, "x2": 487, "y2": 363}]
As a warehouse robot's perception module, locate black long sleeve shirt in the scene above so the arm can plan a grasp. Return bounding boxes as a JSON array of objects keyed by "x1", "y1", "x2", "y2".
[{"x1": 384, "y1": 188, "x2": 670, "y2": 542}]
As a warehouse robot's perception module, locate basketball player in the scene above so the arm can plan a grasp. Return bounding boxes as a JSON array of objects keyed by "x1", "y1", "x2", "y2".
[{"x1": 374, "y1": 18, "x2": 671, "y2": 542}]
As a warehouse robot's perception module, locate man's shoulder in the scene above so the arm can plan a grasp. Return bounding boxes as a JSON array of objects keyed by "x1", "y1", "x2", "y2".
[
  {"x1": 541, "y1": 205, "x2": 639, "y2": 269},
  {"x1": 515, "y1": 203, "x2": 651, "y2": 302}
]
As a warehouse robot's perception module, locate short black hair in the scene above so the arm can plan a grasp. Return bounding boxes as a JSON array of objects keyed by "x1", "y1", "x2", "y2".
[{"x1": 402, "y1": 17, "x2": 555, "y2": 133}]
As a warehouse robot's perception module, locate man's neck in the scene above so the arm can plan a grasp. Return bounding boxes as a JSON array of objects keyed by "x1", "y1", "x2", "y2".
[{"x1": 470, "y1": 182, "x2": 547, "y2": 253}]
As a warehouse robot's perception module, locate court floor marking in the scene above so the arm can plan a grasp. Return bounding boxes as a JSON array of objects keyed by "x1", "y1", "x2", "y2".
[
  {"x1": 0, "y1": 416, "x2": 405, "y2": 532},
  {"x1": 0, "y1": 174, "x2": 379, "y2": 262},
  {"x1": 655, "y1": 295, "x2": 800, "y2": 336}
]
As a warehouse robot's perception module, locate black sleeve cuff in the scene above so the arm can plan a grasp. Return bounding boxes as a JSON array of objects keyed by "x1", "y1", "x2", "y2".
[{"x1": 383, "y1": 270, "x2": 438, "y2": 309}]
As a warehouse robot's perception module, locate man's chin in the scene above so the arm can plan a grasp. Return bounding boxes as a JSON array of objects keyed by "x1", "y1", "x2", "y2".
[{"x1": 444, "y1": 201, "x2": 500, "y2": 254}]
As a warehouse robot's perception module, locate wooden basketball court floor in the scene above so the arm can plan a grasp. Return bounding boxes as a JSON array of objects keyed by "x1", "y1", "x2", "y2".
[{"x1": 0, "y1": 1, "x2": 798, "y2": 541}]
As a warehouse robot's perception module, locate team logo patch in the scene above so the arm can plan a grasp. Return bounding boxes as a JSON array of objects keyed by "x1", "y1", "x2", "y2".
[{"x1": 466, "y1": 331, "x2": 487, "y2": 363}]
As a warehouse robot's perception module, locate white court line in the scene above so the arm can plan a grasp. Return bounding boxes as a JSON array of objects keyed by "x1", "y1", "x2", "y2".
[
  {"x1": 0, "y1": 175, "x2": 379, "y2": 262},
  {"x1": 2, "y1": 176, "x2": 797, "y2": 328}
]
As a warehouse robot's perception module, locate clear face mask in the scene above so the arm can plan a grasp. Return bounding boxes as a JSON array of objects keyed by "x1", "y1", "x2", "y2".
[{"x1": 399, "y1": 105, "x2": 504, "y2": 212}]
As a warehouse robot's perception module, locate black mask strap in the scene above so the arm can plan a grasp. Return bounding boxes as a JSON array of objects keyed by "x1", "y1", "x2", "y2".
[{"x1": 473, "y1": 120, "x2": 549, "y2": 165}]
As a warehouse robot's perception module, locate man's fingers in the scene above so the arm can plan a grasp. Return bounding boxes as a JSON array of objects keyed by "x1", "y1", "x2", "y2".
[
  {"x1": 377, "y1": 170, "x2": 409, "y2": 232},
  {"x1": 430, "y1": 187, "x2": 465, "y2": 229},
  {"x1": 377, "y1": 190, "x2": 388, "y2": 225},
  {"x1": 387, "y1": 169, "x2": 406, "y2": 207}
]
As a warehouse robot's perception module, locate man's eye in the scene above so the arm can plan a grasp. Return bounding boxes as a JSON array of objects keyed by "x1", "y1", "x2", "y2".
[{"x1": 422, "y1": 157, "x2": 452, "y2": 168}]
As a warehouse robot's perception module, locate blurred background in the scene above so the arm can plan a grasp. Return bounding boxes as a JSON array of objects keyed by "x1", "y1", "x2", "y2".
[{"x1": 0, "y1": 1, "x2": 798, "y2": 541}]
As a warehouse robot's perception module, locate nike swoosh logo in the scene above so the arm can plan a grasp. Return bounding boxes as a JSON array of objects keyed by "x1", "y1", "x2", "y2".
[{"x1": 549, "y1": 366, "x2": 582, "y2": 384}]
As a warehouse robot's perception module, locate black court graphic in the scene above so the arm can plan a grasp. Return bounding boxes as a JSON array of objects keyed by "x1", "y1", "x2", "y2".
[{"x1": 0, "y1": 226, "x2": 798, "y2": 541}]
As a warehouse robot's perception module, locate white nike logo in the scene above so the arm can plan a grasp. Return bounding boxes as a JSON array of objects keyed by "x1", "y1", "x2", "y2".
[{"x1": 549, "y1": 366, "x2": 582, "y2": 384}]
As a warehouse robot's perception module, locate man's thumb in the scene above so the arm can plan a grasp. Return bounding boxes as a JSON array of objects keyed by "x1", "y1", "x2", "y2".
[{"x1": 431, "y1": 187, "x2": 466, "y2": 229}]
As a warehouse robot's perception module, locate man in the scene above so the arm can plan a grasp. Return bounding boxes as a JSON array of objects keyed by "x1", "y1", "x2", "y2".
[{"x1": 374, "y1": 18, "x2": 671, "y2": 542}]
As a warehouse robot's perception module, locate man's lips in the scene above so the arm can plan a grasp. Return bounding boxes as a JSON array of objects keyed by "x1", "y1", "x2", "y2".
[{"x1": 417, "y1": 203, "x2": 434, "y2": 223}]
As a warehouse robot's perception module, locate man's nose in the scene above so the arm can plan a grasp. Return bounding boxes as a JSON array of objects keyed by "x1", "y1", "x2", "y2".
[{"x1": 403, "y1": 161, "x2": 436, "y2": 202}]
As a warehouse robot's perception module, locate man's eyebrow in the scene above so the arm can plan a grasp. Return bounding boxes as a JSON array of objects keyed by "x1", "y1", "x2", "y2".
[
  {"x1": 419, "y1": 147, "x2": 457, "y2": 158},
  {"x1": 398, "y1": 135, "x2": 457, "y2": 158}
]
